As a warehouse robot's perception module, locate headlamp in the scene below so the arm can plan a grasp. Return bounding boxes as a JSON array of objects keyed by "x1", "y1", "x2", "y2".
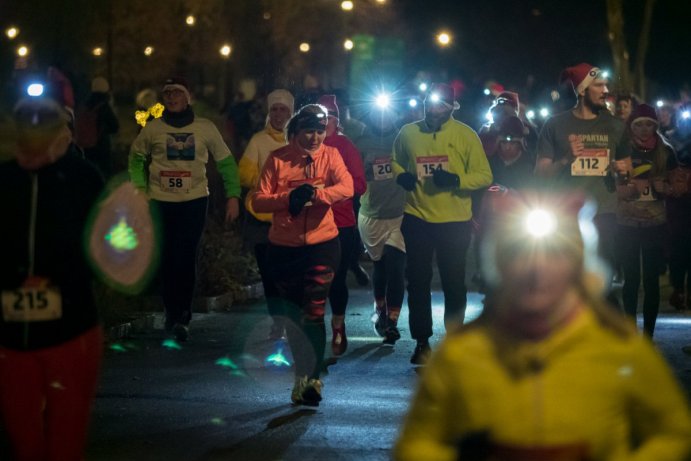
[
  {"x1": 26, "y1": 83, "x2": 44, "y2": 97},
  {"x1": 539, "y1": 108, "x2": 550, "y2": 118},
  {"x1": 524, "y1": 209, "x2": 557, "y2": 238},
  {"x1": 374, "y1": 93, "x2": 391, "y2": 109},
  {"x1": 418, "y1": 82, "x2": 428, "y2": 92},
  {"x1": 408, "y1": 98, "x2": 418, "y2": 108},
  {"x1": 430, "y1": 93, "x2": 440, "y2": 103}
]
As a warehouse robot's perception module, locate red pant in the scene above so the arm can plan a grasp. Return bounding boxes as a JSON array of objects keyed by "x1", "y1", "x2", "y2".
[{"x1": 0, "y1": 326, "x2": 103, "y2": 461}]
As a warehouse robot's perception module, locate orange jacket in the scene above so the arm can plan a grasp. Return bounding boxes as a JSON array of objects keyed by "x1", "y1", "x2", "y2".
[{"x1": 252, "y1": 140, "x2": 354, "y2": 247}]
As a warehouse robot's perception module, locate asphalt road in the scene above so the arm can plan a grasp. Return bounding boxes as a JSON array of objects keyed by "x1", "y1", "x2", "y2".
[{"x1": 1, "y1": 279, "x2": 690, "y2": 461}]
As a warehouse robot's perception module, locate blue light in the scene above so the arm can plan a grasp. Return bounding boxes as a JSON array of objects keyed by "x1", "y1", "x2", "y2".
[{"x1": 408, "y1": 98, "x2": 418, "y2": 108}]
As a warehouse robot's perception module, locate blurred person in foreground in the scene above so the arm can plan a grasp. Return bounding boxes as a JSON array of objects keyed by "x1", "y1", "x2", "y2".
[
  {"x1": 129, "y1": 76, "x2": 241, "y2": 342},
  {"x1": 0, "y1": 80, "x2": 105, "y2": 460},
  {"x1": 394, "y1": 190, "x2": 691, "y2": 461},
  {"x1": 251, "y1": 104, "x2": 353, "y2": 406},
  {"x1": 238, "y1": 89, "x2": 294, "y2": 340},
  {"x1": 393, "y1": 83, "x2": 492, "y2": 365}
]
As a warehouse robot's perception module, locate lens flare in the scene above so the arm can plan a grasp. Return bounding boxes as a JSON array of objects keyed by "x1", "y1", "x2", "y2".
[{"x1": 525, "y1": 209, "x2": 557, "y2": 238}]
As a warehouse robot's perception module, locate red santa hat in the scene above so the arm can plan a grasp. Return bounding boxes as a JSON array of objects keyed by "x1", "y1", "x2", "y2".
[
  {"x1": 317, "y1": 94, "x2": 339, "y2": 119},
  {"x1": 560, "y1": 63, "x2": 602, "y2": 95}
]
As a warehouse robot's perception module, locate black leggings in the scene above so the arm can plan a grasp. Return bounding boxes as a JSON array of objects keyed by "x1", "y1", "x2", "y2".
[
  {"x1": 268, "y1": 238, "x2": 340, "y2": 379},
  {"x1": 618, "y1": 224, "x2": 666, "y2": 336},
  {"x1": 372, "y1": 245, "x2": 406, "y2": 311},
  {"x1": 329, "y1": 226, "x2": 357, "y2": 316},
  {"x1": 156, "y1": 197, "x2": 208, "y2": 327}
]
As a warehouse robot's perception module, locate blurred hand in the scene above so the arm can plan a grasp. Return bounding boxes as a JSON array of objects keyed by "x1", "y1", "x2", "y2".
[
  {"x1": 396, "y1": 172, "x2": 417, "y2": 191},
  {"x1": 225, "y1": 197, "x2": 240, "y2": 223}
]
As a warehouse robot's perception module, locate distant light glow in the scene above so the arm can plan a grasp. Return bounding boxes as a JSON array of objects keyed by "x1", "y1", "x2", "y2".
[
  {"x1": 299, "y1": 42, "x2": 310, "y2": 52},
  {"x1": 17, "y1": 45, "x2": 28, "y2": 57},
  {"x1": 436, "y1": 31, "x2": 451, "y2": 46},
  {"x1": 92, "y1": 47, "x2": 104, "y2": 56},
  {"x1": 343, "y1": 39, "x2": 354, "y2": 51},
  {"x1": 483, "y1": 88, "x2": 491, "y2": 96},
  {"x1": 418, "y1": 82, "x2": 428, "y2": 92},
  {"x1": 408, "y1": 98, "x2": 418, "y2": 108},
  {"x1": 656, "y1": 100, "x2": 664, "y2": 108},
  {"x1": 525, "y1": 209, "x2": 557, "y2": 238},
  {"x1": 526, "y1": 110, "x2": 535, "y2": 120},
  {"x1": 144, "y1": 46, "x2": 154, "y2": 56},
  {"x1": 185, "y1": 15, "x2": 195, "y2": 26},
  {"x1": 341, "y1": 0, "x2": 354, "y2": 11},
  {"x1": 430, "y1": 93, "x2": 440, "y2": 103},
  {"x1": 6, "y1": 27, "x2": 19, "y2": 39},
  {"x1": 220, "y1": 44, "x2": 232, "y2": 57},
  {"x1": 26, "y1": 83, "x2": 44, "y2": 97},
  {"x1": 105, "y1": 217, "x2": 139, "y2": 252},
  {"x1": 539, "y1": 108, "x2": 550, "y2": 118},
  {"x1": 683, "y1": 110, "x2": 691, "y2": 120}
]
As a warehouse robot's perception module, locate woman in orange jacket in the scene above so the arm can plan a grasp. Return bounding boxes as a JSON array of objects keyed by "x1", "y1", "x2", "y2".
[{"x1": 252, "y1": 104, "x2": 353, "y2": 406}]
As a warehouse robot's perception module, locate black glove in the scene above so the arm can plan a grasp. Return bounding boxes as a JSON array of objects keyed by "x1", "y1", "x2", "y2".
[
  {"x1": 289, "y1": 184, "x2": 316, "y2": 216},
  {"x1": 432, "y1": 169, "x2": 460, "y2": 188},
  {"x1": 396, "y1": 172, "x2": 417, "y2": 191}
]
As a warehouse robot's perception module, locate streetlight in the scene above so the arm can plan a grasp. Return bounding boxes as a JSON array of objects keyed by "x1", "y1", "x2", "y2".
[
  {"x1": 143, "y1": 46, "x2": 154, "y2": 56},
  {"x1": 299, "y1": 42, "x2": 310, "y2": 53},
  {"x1": 92, "y1": 47, "x2": 104, "y2": 57},
  {"x1": 341, "y1": 1, "x2": 354, "y2": 11},
  {"x1": 343, "y1": 39, "x2": 354, "y2": 51},
  {"x1": 375, "y1": 0, "x2": 387, "y2": 3},
  {"x1": 5, "y1": 26, "x2": 19, "y2": 39},
  {"x1": 186, "y1": 15, "x2": 195, "y2": 26},
  {"x1": 436, "y1": 31, "x2": 452, "y2": 47},
  {"x1": 16, "y1": 45, "x2": 29, "y2": 57},
  {"x1": 219, "y1": 44, "x2": 232, "y2": 58}
]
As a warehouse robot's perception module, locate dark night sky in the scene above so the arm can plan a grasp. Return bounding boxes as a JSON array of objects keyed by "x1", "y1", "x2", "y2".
[{"x1": 396, "y1": 0, "x2": 691, "y2": 102}]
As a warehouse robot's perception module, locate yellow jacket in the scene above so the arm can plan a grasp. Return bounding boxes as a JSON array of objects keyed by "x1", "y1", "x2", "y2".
[{"x1": 394, "y1": 308, "x2": 691, "y2": 461}]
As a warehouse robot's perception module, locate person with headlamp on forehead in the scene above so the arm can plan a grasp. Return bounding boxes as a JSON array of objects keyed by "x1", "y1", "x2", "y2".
[
  {"x1": 251, "y1": 104, "x2": 353, "y2": 406},
  {"x1": 356, "y1": 92, "x2": 407, "y2": 346},
  {"x1": 0, "y1": 79, "x2": 105, "y2": 461},
  {"x1": 536, "y1": 64, "x2": 630, "y2": 306},
  {"x1": 129, "y1": 76, "x2": 241, "y2": 342},
  {"x1": 393, "y1": 83, "x2": 492, "y2": 365},
  {"x1": 394, "y1": 190, "x2": 691, "y2": 461}
]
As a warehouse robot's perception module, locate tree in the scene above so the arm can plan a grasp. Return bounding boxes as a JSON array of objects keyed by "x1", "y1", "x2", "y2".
[{"x1": 606, "y1": 0, "x2": 656, "y2": 100}]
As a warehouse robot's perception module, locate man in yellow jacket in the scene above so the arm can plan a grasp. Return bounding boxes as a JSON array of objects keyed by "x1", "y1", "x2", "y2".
[{"x1": 393, "y1": 83, "x2": 492, "y2": 365}]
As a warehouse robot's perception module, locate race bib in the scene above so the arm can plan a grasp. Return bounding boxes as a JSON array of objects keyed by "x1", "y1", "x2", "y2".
[
  {"x1": 2, "y1": 277, "x2": 62, "y2": 322},
  {"x1": 633, "y1": 179, "x2": 655, "y2": 202},
  {"x1": 416, "y1": 156, "x2": 449, "y2": 180},
  {"x1": 372, "y1": 157, "x2": 393, "y2": 181},
  {"x1": 160, "y1": 170, "x2": 192, "y2": 193},
  {"x1": 570, "y1": 149, "x2": 609, "y2": 177}
]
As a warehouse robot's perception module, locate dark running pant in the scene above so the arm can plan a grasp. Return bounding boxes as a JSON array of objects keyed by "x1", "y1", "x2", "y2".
[
  {"x1": 618, "y1": 224, "x2": 666, "y2": 337},
  {"x1": 669, "y1": 226, "x2": 691, "y2": 295},
  {"x1": 329, "y1": 226, "x2": 357, "y2": 316},
  {"x1": 401, "y1": 214, "x2": 472, "y2": 342},
  {"x1": 155, "y1": 197, "x2": 208, "y2": 327},
  {"x1": 254, "y1": 242, "x2": 283, "y2": 319},
  {"x1": 268, "y1": 238, "x2": 340, "y2": 379},
  {"x1": 372, "y1": 245, "x2": 406, "y2": 314}
]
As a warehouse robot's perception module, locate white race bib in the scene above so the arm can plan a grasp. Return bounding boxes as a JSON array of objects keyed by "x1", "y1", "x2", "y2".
[
  {"x1": 372, "y1": 158, "x2": 393, "y2": 181},
  {"x1": 416, "y1": 156, "x2": 449, "y2": 180},
  {"x1": 570, "y1": 149, "x2": 609, "y2": 177},
  {"x1": 2, "y1": 278, "x2": 62, "y2": 322},
  {"x1": 160, "y1": 170, "x2": 192, "y2": 193},
  {"x1": 633, "y1": 179, "x2": 655, "y2": 202}
]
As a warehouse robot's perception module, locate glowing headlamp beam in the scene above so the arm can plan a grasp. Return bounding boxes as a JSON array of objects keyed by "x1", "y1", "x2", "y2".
[
  {"x1": 524, "y1": 209, "x2": 557, "y2": 238},
  {"x1": 27, "y1": 83, "x2": 44, "y2": 97},
  {"x1": 374, "y1": 93, "x2": 390, "y2": 109}
]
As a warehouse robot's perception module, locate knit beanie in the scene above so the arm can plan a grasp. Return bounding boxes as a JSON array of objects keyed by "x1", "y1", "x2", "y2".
[
  {"x1": 628, "y1": 103, "x2": 658, "y2": 127},
  {"x1": 91, "y1": 76, "x2": 110, "y2": 93},
  {"x1": 162, "y1": 76, "x2": 191, "y2": 104},
  {"x1": 268, "y1": 89, "x2": 294, "y2": 113}
]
